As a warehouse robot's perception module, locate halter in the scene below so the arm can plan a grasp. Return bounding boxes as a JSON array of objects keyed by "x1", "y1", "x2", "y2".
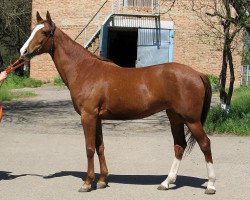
[{"x1": 23, "y1": 22, "x2": 56, "y2": 60}]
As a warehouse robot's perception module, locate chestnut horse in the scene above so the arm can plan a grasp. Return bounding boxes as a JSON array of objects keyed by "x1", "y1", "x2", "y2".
[{"x1": 20, "y1": 11, "x2": 216, "y2": 194}]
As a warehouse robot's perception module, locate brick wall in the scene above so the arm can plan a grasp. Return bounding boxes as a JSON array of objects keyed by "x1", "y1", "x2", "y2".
[
  {"x1": 31, "y1": 0, "x2": 243, "y2": 86},
  {"x1": 30, "y1": 0, "x2": 112, "y2": 81},
  {"x1": 159, "y1": 0, "x2": 243, "y2": 87}
]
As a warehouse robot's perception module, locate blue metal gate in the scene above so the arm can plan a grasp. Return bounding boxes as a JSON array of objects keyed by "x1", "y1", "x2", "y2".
[{"x1": 136, "y1": 28, "x2": 174, "y2": 67}]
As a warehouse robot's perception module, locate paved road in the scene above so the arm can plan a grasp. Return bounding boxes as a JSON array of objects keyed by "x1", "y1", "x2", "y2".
[{"x1": 0, "y1": 85, "x2": 249, "y2": 200}]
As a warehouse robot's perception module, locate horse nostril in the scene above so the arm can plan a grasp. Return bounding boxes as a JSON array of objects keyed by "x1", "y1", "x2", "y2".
[{"x1": 23, "y1": 49, "x2": 28, "y2": 55}]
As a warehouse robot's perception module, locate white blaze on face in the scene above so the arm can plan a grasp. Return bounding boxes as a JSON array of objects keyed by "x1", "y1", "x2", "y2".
[{"x1": 20, "y1": 24, "x2": 45, "y2": 56}]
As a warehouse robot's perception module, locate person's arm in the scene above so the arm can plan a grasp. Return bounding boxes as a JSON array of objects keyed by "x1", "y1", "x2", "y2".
[{"x1": 0, "y1": 71, "x2": 7, "y2": 81}]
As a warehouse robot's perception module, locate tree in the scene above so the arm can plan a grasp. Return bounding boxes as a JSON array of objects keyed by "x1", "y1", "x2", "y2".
[
  {"x1": 231, "y1": 0, "x2": 250, "y2": 65},
  {"x1": 162, "y1": 0, "x2": 249, "y2": 111},
  {"x1": 0, "y1": 0, "x2": 32, "y2": 74},
  {"x1": 189, "y1": 0, "x2": 247, "y2": 112},
  {"x1": 0, "y1": 51, "x2": 3, "y2": 68},
  {"x1": 229, "y1": 0, "x2": 250, "y2": 35}
]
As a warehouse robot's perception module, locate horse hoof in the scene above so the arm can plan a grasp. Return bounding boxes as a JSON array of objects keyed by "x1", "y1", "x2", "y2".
[
  {"x1": 157, "y1": 184, "x2": 169, "y2": 190},
  {"x1": 97, "y1": 182, "x2": 107, "y2": 189},
  {"x1": 205, "y1": 188, "x2": 216, "y2": 195},
  {"x1": 78, "y1": 185, "x2": 92, "y2": 192}
]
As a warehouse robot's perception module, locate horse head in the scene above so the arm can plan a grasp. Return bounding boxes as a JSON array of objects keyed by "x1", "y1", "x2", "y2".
[{"x1": 20, "y1": 11, "x2": 56, "y2": 60}]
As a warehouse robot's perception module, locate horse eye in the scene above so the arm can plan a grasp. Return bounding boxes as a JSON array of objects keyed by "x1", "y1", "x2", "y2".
[{"x1": 43, "y1": 32, "x2": 50, "y2": 37}]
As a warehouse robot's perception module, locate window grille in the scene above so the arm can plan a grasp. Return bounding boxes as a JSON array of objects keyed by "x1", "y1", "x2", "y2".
[
  {"x1": 241, "y1": 65, "x2": 250, "y2": 86},
  {"x1": 125, "y1": 0, "x2": 152, "y2": 7},
  {"x1": 123, "y1": 0, "x2": 160, "y2": 13}
]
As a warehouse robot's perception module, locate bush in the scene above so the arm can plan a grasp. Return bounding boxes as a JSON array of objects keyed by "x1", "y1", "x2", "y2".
[
  {"x1": 53, "y1": 75, "x2": 65, "y2": 86},
  {"x1": 243, "y1": 48, "x2": 250, "y2": 65},
  {"x1": 207, "y1": 74, "x2": 219, "y2": 88},
  {"x1": 205, "y1": 86, "x2": 250, "y2": 135}
]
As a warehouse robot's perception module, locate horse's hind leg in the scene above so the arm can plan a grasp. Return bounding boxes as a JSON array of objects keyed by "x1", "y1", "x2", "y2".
[
  {"x1": 95, "y1": 119, "x2": 109, "y2": 189},
  {"x1": 186, "y1": 121, "x2": 216, "y2": 194},
  {"x1": 158, "y1": 110, "x2": 187, "y2": 190}
]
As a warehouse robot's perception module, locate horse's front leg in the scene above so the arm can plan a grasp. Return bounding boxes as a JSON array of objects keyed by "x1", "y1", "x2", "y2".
[
  {"x1": 95, "y1": 119, "x2": 109, "y2": 189},
  {"x1": 78, "y1": 112, "x2": 97, "y2": 192}
]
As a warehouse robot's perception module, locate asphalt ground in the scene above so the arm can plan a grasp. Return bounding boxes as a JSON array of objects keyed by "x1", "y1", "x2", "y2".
[{"x1": 0, "y1": 85, "x2": 249, "y2": 200}]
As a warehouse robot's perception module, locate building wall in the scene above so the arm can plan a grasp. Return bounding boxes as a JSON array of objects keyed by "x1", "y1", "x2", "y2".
[
  {"x1": 30, "y1": 0, "x2": 112, "y2": 81},
  {"x1": 31, "y1": 0, "x2": 243, "y2": 86},
  {"x1": 160, "y1": 0, "x2": 242, "y2": 87}
]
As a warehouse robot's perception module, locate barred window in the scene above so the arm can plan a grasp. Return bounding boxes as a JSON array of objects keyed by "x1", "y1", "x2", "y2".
[
  {"x1": 124, "y1": 0, "x2": 153, "y2": 7},
  {"x1": 241, "y1": 65, "x2": 250, "y2": 86}
]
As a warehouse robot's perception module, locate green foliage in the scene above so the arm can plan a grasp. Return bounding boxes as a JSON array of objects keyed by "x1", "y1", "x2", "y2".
[
  {"x1": 207, "y1": 74, "x2": 219, "y2": 87},
  {"x1": 0, "y1": 0, "x2": 32, "y2": 74},
  {"x1": 0, "y1": 87, "x2": 13, "y2": 101},
  {"x1": 0, "y1": 0, "x2": 32, "y2": 51},
  {"x1": 53, "y1": 75, "x2": 65, "y2": 86},
  {"x1": 205, "y1": 86, "x2": 250, "y2": 135},
  {"x1": 0, "y1": 88, "x2": 36, "y2": 101},
  {"x1": 3, "y1": 73, "x2": 42, "y2": 89},
  {"x1": 0, "y1": 73, "x2": 42, "y2": 101},
  {"x1": 243, "y1": 48, "x2": 250, "y2": 65}
]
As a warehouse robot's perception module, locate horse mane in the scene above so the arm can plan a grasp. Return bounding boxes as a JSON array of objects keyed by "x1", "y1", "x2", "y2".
[
  {"x1": 90, "y1": 53, "x2": 114, "y2": 64},
  {"x1": 71, "y1": 36, "x2": 114, "y2": 64}
]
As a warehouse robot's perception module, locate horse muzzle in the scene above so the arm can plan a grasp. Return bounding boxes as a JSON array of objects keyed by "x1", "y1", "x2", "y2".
[{"x1": 22, "y1": 48, "x2": 40, "y2": 61}]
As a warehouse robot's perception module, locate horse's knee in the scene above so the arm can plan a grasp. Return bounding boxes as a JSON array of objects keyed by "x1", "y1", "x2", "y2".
[
  {"x1": 199, "y1": 137, "x2": 211, "y2": 153},
  {"x1": 97, "y1": 145, "x2": 105, "y2": 156},
  {"x1": 86, "y1": 147, "x2": 95, "y2": 158}
]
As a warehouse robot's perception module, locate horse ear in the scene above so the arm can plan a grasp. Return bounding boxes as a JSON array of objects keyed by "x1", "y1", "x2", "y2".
[
  {"x1": 46, "y1": 11, "x2": 53, "y2": 26},
  {"x1": 36, "y1": 11, "x2": 43, "y2": 23}
]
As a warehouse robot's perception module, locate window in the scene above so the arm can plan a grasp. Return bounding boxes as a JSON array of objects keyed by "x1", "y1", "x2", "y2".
[
  {"x1": 241, "y1": 65, "x2": 250, "y2": 86},
  {"x1": 124, "y1": 0, "x2": 153, "y2": 7}
]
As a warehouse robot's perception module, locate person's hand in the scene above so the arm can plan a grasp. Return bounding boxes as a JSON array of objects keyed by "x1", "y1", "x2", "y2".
[{"x1": 0, "y1": 71, "x2": 7, "y2": 81}]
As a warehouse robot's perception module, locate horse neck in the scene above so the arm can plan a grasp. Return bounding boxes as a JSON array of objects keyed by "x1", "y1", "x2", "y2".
[{"x1": 51, "y1": 28, "x2": 93, "y2": 87}]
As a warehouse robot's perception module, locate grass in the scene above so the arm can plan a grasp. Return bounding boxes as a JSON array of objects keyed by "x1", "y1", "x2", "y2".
[
  {"x1": 11, "y1": 91, "x2": 37, "y2": 99},
  {"x1": 0, "y1": 73, "x2": 42, "y2": 101},
  {"x1": 53, "y1": 75, "x2": 65, "y2": 86},
  {"x1": 3, "y1": 73, "x2": 42, "y2": 89},
  {"x1": 205, "y1": 86, "x2": 250, "y2": 135}
]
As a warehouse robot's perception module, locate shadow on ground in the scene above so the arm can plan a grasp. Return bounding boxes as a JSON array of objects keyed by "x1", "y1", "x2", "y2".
[
  {"x1": 0, "y1": 171, "x2": 27, "y2": 180},
  {"x1": 3, "y1": 100, "x2": 75, "y2": 124},
  {"x1": 0, "y1": 170, "x2": 206, "y2": 189},
  {"x1": 2, "y1": 99, "x2": 170, "y2": 133}
]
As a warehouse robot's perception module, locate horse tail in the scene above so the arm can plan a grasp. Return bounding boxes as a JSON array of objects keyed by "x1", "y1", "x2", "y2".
[
  {"x1": 185, "y1": 74, "x2": 212, "y2": 154},
  {"x1": 200, "y1": 74, "x2": 212, "y2": 125}
]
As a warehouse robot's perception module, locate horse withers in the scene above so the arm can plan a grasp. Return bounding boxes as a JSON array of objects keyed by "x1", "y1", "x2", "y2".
[{"x1": 19, "y1": 11, "x2": 216, "y2": 194}]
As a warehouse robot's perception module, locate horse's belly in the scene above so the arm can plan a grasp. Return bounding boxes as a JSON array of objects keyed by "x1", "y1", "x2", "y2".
[
  {"x1": 100, "y1": 79, "x2": 170, "y2": 120},
  {"x1": 99, "y1": 100, "x2": 168, "y2": 120}
]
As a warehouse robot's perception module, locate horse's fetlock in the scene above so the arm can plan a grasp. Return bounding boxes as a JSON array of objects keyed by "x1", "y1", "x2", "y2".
[
  {"x1": 102, "y1": 169, "x2": 109, "y2": 177},
  {"x1": 88, "y1": 173, "x2": 95, "y2": 181},
  {"x1": 167, "y1": 173, "x2": 177, "y2": 183}
]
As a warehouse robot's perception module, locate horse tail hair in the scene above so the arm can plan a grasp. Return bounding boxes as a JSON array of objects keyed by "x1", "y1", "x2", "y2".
[
  {"x1": 200, "y1": 74, "x2": 212, "y2": 126},
  {"x1": 185, "y1": 74, "x2": 212, "y2": 154}
]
